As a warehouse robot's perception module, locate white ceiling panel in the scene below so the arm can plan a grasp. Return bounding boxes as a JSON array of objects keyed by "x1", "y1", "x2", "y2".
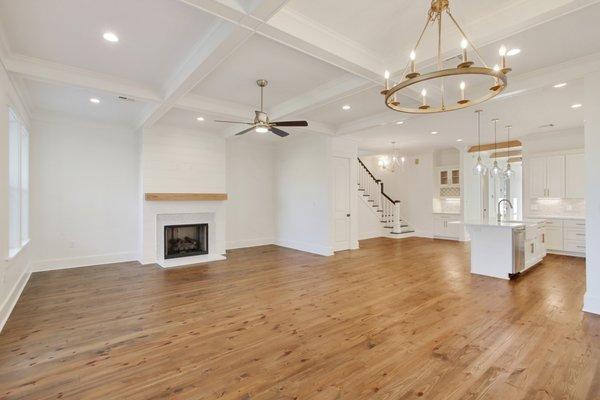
[
  {"x1": 23, "y1": 79, "x2": 148, "y2": 126},
  {"x1": 191, "y1": 34, "x2": 353, "y2": 108},
  {"x1": 0, "y1": 0, "x2": 221, "y2": 87}
]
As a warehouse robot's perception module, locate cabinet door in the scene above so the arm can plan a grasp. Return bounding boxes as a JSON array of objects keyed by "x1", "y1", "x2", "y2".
[
  {"x1": 547, "y1": 155, "x2": 566, "y2": 198},
  {"x1": 566, "y1": 154, "x2": 585, "y2": 198},
  {"x1": 529, "y1": 157, "x2": 548, "y2": 198},
  {"x1": 451, "y1": 169, "x2": 460, "y2": 186},
  {"x1": 446, "y1": 219, "x2": 461, "y2": 238},
  {"x1": 440, "y1": 170, "x2": 449, "y2": 186},
  {"x1": 544, "y1": 227, "x2": 564, "y2": 251},
  {"x1": 434, "y1": 217, "x2": 447, "y2": 236}
]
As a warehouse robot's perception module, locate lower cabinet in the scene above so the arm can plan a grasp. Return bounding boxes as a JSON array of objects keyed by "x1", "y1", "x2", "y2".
[
  {"x1": 433, "y1": 214, "x2": 461, "y2": 240},
  {"x1": 531, "y1": 219, "x2": 585, "y2": 256}
]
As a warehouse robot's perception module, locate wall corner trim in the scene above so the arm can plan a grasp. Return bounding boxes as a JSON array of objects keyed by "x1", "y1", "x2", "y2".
[{"x1": 0, "y1": 270, "x2": 31, "y2": 333}]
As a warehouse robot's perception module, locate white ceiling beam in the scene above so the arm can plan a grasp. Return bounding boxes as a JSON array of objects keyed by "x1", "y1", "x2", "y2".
[
  {"x1": 137, "y1": 22, "x2": 253, "y2": 129},
  {"x1": 4, "y1": 55, "x2": 162, "y2": 103},
  {"x1": 175, "y1": 93, "x2": 254, "y2": 120},
  {"x1": 140, "y1": 0, "x2": 293, "y2": 130}
]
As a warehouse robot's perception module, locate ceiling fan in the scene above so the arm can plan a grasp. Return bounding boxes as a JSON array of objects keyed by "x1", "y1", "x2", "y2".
[{"x1": 215, "y1": 79, "x2": 308, "y2": 137}]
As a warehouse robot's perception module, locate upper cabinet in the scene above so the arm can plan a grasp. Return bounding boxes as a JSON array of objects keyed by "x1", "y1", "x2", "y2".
[
  {"x1": 528, "y1": 152, "x2": 584, "y2": 199},
  {"x1": 546, "y1": 155, "x2": 566, "y2": 198},
  {"x1": 438, "y1": 166, "x2": 459, "y2": 187},
  {"x1": 566, "y1": 153, "x2": 586, "y2": 198}
]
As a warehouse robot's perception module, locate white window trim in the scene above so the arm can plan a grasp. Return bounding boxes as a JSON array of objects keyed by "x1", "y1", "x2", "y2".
[{"x1": 7, "y1": 107, "x2": 30, "y2": 259}]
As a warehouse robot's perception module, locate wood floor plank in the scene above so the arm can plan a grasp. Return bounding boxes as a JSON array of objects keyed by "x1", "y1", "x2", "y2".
[{"x1": 0, "y1": 238, "x2": 598, "y2": 399}]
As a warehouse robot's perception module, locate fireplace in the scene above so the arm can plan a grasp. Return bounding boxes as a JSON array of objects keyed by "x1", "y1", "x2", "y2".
[{"x1": 164, "y1": 224, "x2": 208, "y2": 259}]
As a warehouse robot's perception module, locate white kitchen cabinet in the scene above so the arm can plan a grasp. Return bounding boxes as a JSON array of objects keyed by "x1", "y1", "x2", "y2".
[
  {"x1": 547, "y1": 155, "x2": 566, "y2": 198},
  {"x1": 529, "y1": 156, "x2": 548, "y2": 198},
  {"x1": 566, "y1": 153, "x2": 586, "y2": 198},
  {"x1": 544, "y1": 226, "x2": 564, "y2": 251},
  {"x1": 433, "y1": 214, "x2": 461, "y2": 239},
  {"x1": 438, "y1": 166, "x2": 460, "y2": 188},
  {"x1": 528, "y1": 155, "x2": 565, "y2": 198}
]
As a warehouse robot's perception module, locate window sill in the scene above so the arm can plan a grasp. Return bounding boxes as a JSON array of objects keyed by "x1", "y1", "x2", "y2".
[{"x1": 5, "y1": 239, "x2": 30, "y2": 262}]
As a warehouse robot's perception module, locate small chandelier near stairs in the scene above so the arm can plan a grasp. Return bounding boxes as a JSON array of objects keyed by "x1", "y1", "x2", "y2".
[
  {"x1": 381, "y1": 0, "x2": 511, "y2": 114},
  {"x1": 378, "y1": 141, "x2": 405, "y2": 172}
]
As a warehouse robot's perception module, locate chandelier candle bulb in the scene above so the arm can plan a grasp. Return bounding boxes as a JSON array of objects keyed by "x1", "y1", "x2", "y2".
[
  {"x1": 458, "y1": 81, "x2": 469, "y2": 104},
  {"x1": 380, "y1": 72, "x2": 390, "y2": 95},
  {"x1": 458, "y1": 38, "x2": 474, "y2": 68},
  {"x1": 406, "y1": 51, "x2": 420, "y2": 79},
  {"x1": 499, "y1": 46, "x2": 512, "y2": 74},
  {"x1": 419, "y1": 88, "x2": 429, "y2": 109}
]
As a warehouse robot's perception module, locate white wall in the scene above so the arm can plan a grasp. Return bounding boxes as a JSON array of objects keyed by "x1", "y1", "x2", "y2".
[
  {"x1": 584, "y1": 73, "x2": 600, "y2": 315},
  {"x1": 0, "y1": 62, "x2": 32, "y2": 331},
  {"x1": 226, "y1": 137, "x2": 276, "y2": 249},
  {"x1": 275, "y1": 133, "x2": 333, "y2": 255},
  {"x1": 141, "y1": 124, "x2": 227, "y2": 264},
  {"x1": 30, "y1": 113, "x2": 139, "y2": 271},
  {"x1": 361, "y1": 152, "x2": 435, "y2": 237}
]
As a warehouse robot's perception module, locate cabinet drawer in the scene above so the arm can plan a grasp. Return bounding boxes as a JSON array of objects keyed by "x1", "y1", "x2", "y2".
[
  {"x1": 564, "y1": 229, "x2": 586, "y2": 241},
  {"x1": 564, "y1": 240, "x2": 586, "y2": 253},
  {"x1": 564, "y1": 220, "x2": 585, "y2": 229},
  {"x1": 544, "y1": 227, "x2": 564, "y2": 251}
]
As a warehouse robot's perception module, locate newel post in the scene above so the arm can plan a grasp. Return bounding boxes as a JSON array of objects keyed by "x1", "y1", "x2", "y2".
[{"x1": 393, "y1": 201, "x2": 401, "y2": 234}]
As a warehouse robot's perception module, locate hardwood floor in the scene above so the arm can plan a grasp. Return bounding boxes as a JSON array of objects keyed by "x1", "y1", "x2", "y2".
[{"x1": 1, "y1": 237, "x2": 599, "y2": 399}]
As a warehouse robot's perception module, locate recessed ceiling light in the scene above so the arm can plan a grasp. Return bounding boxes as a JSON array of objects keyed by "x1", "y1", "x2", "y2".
[
  {"x1": 196, "y1": 117, "x2": 205, "y2": 122},
  {"x1": 553, "y1": 83, "x2": 567, "y2": 88},
  {"x1": 396, "y1": 121, "x2": 404, "y2": 125},
  {"x1": 89, "y1": 98, "x2": 100, "y2": 104},
  {"x1": 342, "y1": 105, "x2": 351, "y2": 111},
  {"x1": 103, "y1": 32, "x2": 119, "y2": 43},
  {"x1": 571, "y1": 103, "x2": 583, "y2": 109},
  {"x1": 507, "y1": 48, "x2": 521, "y2": 56},
  {"x1": 431, "y1": 131, "x2": 438, "y2": 135},
  {"x1": 456, "y1": 138, "x2": 463, "y2": 142}
]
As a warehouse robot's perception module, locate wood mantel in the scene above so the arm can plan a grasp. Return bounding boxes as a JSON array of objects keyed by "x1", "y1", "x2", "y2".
[{"x1": 145, "y1": 193, "x2": 228, "y2": 201}]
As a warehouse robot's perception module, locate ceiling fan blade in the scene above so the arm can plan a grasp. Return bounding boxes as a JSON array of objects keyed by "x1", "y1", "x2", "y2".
[
  {"x1": 269, "y1": 127, "x2": 290, "y2": 137},
  {"x1": 235, "y1": 126, "x2": 257, "y2": 136},
  {"x1": 271, "y1": 120, "x2": 309, "y2": 127},
  {"x1": 215, "y1": 120, "x2": 252, "y2": 124}
]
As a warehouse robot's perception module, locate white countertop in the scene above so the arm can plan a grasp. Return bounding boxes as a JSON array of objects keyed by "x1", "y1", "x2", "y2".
[
  {"x1": 465, "y1": 219, "x2": 529, "y2": 228},
  {"x1": 526, "y1": 215, "x2": 585, "y2": 221}
]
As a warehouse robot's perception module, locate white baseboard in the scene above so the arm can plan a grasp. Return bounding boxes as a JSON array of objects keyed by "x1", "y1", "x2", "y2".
[
  {"x1": 31, "y1": 252, "x2": 138, "y2": 272},
  {"x1": 359, "y1": 231, "x2": 383, "y2": 240},
  {"x1": 226, "y1": 237, "x2": 275, "y2": 250},
  {"x1": 583, "y1": 292, "x2": 600, "y2": 315},
  {"x1": 0, "y1": 270, "x2": 31, "y2": 333},
  {"x1": 276, "y1": 239, "x2": 334, "y2": 256}
]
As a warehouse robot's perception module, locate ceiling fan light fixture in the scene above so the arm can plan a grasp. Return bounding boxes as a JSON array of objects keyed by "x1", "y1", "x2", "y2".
[{"x1": 255, "y1": 126, "x2": 269, "y2": 133}]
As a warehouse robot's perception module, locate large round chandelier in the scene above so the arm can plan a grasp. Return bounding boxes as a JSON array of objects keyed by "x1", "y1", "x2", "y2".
[{"x1": 382, "y1": 0, "x2": 512, "y2": 114}]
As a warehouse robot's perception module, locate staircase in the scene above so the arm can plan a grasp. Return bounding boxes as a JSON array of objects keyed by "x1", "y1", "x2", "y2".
[{"x1": 358, "y1": 158, "x2": 414, "y2": 236}]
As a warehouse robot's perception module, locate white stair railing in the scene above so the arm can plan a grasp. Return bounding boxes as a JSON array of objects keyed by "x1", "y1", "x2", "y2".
[{"x1": 357, "y1": 158, "x2": 403, "y2": 234}]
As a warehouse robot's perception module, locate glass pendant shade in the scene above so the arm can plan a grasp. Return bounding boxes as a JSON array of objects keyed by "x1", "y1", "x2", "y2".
[
  {"x1": 504, "y1": 163, "x2": 514, "y2": 178},
  {"x1": 490, "y1": 160, "x2": 502, "y2": 177},
  {"x1": 473, "y1": 156, "x2": 488, "y2": 176}
]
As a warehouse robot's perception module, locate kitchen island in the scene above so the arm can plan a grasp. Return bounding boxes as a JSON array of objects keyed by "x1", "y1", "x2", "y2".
[{"x1": 466, "y1": 219, "x2": 546, "y2": 280}]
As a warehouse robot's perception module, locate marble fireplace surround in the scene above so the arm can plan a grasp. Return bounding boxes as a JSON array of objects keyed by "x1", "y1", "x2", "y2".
[{"x1": 142, "y1": 201, "x2": 226, "y2": 268}]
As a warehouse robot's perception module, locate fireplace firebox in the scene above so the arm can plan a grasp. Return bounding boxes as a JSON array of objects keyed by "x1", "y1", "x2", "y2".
[{"x1": 164, "y1": 223, "x2": 208, "y2": 259}]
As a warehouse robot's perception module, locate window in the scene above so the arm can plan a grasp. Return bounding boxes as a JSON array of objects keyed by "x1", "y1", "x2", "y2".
[{"x1": 8, "y1": 108, "x2": 29, "y2": 256}]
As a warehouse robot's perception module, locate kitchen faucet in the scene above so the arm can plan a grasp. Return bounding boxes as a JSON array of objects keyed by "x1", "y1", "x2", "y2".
[{"x1": 497, "y1": 199, "x2": 514, "y2": 222}]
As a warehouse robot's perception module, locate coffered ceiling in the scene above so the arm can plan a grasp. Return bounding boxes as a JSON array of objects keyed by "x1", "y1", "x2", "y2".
[{"x1": 0, "y1": 0, "x2": 598, "y2": 152}]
